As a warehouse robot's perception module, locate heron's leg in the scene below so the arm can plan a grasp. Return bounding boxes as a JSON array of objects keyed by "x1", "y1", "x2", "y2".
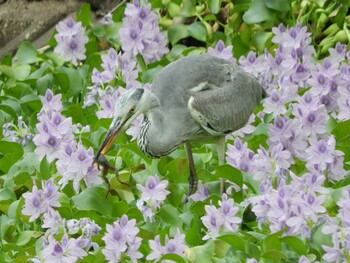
[
  {"x1": 185, "y1": 141, "x2": 198, "y2": 197},
  {"x1": 217, "y1": 136, "x2": 226, "y2": 194}
]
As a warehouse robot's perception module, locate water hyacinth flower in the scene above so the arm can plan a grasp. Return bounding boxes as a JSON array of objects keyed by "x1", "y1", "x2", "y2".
[
  {"x1": 41, "y1": 234, "x2": 88, "y2": 262},
  {"x1": 188, "y1": 182, "x2": 209, "y2": 202},
  {"x1": 22, "y1": 179, "x2": 60, "y2": 222},
  {"x1": 65, "y1": 143, "x2": 102, "y2": 193},
  {"x1": 136, "y1": 175, "x2": 170, "y2": 222},
  {"x1": 201, "y1": 194, "x2": 241, "y2": 240},
  {"x1": 2, "y1": 116, "x2": 33, "y2": 146},
  {"x1": 207, "y1": 40, "x2": 236, "y2": 63},
  {"x1": 102, "y1": 215, "x2": 143, "y2": 262},
  {"x1": 42, "y1": 209, "x2": 64, "y2": 236},
  {"x1": 322, "y1": 189, "x2": 350, "y2": 262},
  {"x1": 147, "y1": 229, "x2": 188, "y2": 261},
  {"x1": 54, "y1": 17, "x2": 88, "y2": 66},
  {"x1": 119, "y1": 0, "x2": 168, "y2": 63}
]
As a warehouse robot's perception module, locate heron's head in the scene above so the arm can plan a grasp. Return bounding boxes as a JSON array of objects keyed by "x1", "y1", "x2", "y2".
[{"x1": 94, "y1": 88, "x2": 155, "y2": 159}]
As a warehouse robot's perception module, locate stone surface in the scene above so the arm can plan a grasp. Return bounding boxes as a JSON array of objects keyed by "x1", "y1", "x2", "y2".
[{"x1": 0, "y1": 0, "x2": 116, "y2": 58}]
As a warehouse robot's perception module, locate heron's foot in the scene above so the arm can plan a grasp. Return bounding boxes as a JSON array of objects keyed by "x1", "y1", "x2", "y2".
[{"x1": 94, "y1": 154, "x2": 129, "y2": 197}]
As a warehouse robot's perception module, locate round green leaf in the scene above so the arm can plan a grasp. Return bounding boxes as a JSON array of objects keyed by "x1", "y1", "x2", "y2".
[
  {"x1": 0, "y1": 64, "x2": 31, "y2": 81},
  {"x1": 264, "y1": 0, "x2": 291, "y2": 11},
  {"x1": 188, "y1": 22, "x2": 207, "y2": 42},
  {"x1": 243, "y1": 0, "x2": 275, "y2": 24},
  {"x1": 14, "y1": 41, "x2": 38, "y2": 64},
  {"x1": 208, "y1": 0, "x2": 221, "y2": 14},
  {"x1": 168, "y1": 24, "x2": 189, "y2": 45}
]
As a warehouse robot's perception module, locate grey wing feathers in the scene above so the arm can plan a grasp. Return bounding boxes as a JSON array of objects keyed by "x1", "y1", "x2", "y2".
[{"x1": 188, "y1": 70, "x2": 264, "y2": 135}]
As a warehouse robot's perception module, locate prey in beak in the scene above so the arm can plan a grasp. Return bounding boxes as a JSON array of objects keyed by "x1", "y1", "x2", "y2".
[
  {"x1": 93, "y1": 116, "x2": 130, "y2": 196},
  {"x1": 93, "y1": 88, "x2": 145, "y2": 196}
]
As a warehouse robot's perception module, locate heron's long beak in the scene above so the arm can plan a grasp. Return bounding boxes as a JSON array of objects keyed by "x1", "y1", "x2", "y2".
[{"x1": 94, "y1": 116, "x2": 127, "y2": 163}]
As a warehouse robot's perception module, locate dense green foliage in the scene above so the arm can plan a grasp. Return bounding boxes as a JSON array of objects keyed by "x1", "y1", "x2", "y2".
[{"x1": 0, "y1": 0, "x2": 349, "y2": 262}]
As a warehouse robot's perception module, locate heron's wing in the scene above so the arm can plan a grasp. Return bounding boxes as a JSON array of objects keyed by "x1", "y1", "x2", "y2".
[{"x1": 188, "y1": 71, "x2": 263, "y2": 136}]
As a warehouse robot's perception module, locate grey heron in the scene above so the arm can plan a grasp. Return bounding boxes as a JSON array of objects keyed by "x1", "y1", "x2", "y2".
[{"x1": 94, "y1": 54, "x2": 266, "y2": 196}]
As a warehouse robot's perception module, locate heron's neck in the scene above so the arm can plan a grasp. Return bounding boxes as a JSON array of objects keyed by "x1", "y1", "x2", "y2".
[{"x1": 137, "y1": 97, "x2": 179, "y2": 158}]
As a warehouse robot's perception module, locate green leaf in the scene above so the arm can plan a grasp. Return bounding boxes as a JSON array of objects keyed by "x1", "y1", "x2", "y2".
[
  {"x1": 215, "y1": 164, "x2": 243, "y2": 188},
  {"x1": 208, "y1": 0, "x2": 221, "y2": 14},
  {"x1": 141, "y1": 65, "x2": 163, "y2": 83},
  {"x1": 332, "y1": 120, "x2": 350, "y2": 147},
  {"x1": 20, "y1": 94, "x2": 41, "y2": 113},
  {"x1": 14, "y1": 41, "x2": 38, "y2": 64},
  {"x1": 262, "y1": 231, "x2": 282, "y2": 253},
  {"x1": 158, "y1": 205, "x2": 183, "y2": 227},
  {"x1": 76, "y1": 3, "x2": 92, "y2": 26},
  {"x1": 261, "y1": 251, "x2": 287, "y2": 261},
  {"x1": 188, "y1": 22, "x2": 207, "y2": 42},
  {"x1": 54, "y1": 67, "x2": 83, "y2": 98},
  {"x1": 106, "y1": 22, "x2": 123, "y2": 44},
  {"x1": 264, "y1": 0, "x2": 291, "y2": 11},
  {"x1": 180, "y1": 0, "x2": 197, "y2": 17},
  {"x1": 280, "y1": 236, "x2": 307, "y2": 255},
  {"x1": 0, "y1": 188, "x2": 16, "y2": 201},
  {"x1": 168, "y1": 24, "x2": 189, "y2": 45},
  {"x1": 16, "y1": 231, "x2": 41, "y2": 246},
  {"x1": 168, "y1": 2, "x2": 181, "y2": 17},
  {"x1": 188, "y1": 240, "x2": 215, "y2": 263},
  {"x1": 0, "y1": 64, "x2": 31, "y2": 81},
  {"x1": 72, "y1": 187, "x2": 124, "y2": 217},
  {"x1": 39, "y1": 156, "x2": 51, "y2": 180},
  {"x1": 160, "y1": 253, "x2": 188, "y2": 263},
  {"x1": 253, "y1": 32, "x2": 273, "y2": 52},
  {"x1": 243, "y1": 0, "x2": 275, "y2": 24},
  {"x1": 0, "y1": 141, "x2": 24, "y2": 173},
  {"x1": 217, "y1": 233, "x2": 246, "y2": 251},
  {"x1": 0, "y1": 98, "x2": 21, "y2": 118}
]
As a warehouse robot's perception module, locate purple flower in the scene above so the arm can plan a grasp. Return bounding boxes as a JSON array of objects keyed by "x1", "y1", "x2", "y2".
[
  {"x1": 54, "y1": 33, "x2": 88, "y2": 66},
  {"x1": 124, "y1": 1, "x2": 158, "y2": 25},
  {"x1": 201, "y1": 194, "x2": 241, "y2": 239},
  {"x1": 188, "y1": 182, "x2": 209, "y2": 201},
  {"x1": 263, "y1": 89, "x2": 288, "y2": 116},
  {"x1": 147, "y1": 229, "x2": 187, "y2": 261},
  {"x1": 22, "y1": 185, "x2": 46, "y2": 222},
  {"x1": 66, "y1": 143, "x2": 102, "y2": 193},
  {"x1": 322, "y1": 246, "x2": 345, "y2": 262},
  {"x1": 328, "y1": 42, "x2": 347, "y2": 63},
  {"x1": 2, "y1": 116, "x2": 33, "y2": 146},
  {"x1": 239, "y1": 51, "x2": 266, "y2": 77},
  {"x1": 55, "y1": 17, "x2": 82, "y2": 36},
  {"x1": 306, "y1": 137, "x2": 335, "y2": 171},
  {"x1": 201, "y1": 205, "x2": 224, "y2": 239},
  {"x1": 102, "y1": 215, "x2": 143, "y2": 262},
  {"x1": 207, "y1": 40, "x2": 235, "y2": 63},
  {"x1": 96, "y1": 88, "x2": 124, "y2": 119},
  {"x1": 33, "y1": 132, "x2": 62, "y2": 162},
  {"x1": 218, "y1": 194, "x2": 242, "y2": 232},
  {"x1": 42, "y1": 210, "x2": 64, "y2": 235},
  {"x1": 40, "y1": 89, "x2": 63, "y2": 113},
  {"x1": 119, "y1": 1, "x2": 168, "y2": 63},
  {"x1": 136, "y1": 175, "x2": 170, "y2": 220},
  {"x1": 293, "y1": 104, "x2": 328, "y2": 137},
  {"x1": 54, "y1": 17, "x2": 88, "y2": 66},
  {"x1": 119, "y1": 17, "x2": 148, "y2": 56},
  {"x1": 42, "y1": 234, "x2": 88, "y2": 262},
  {"x1": 22, "y1": 179, "x2": 61, "y2": 222}
]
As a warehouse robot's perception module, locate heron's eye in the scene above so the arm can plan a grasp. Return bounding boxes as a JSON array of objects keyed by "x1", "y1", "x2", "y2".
[{"x1": 129, "y1": 106, "x2": 136, "y2": 113}]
